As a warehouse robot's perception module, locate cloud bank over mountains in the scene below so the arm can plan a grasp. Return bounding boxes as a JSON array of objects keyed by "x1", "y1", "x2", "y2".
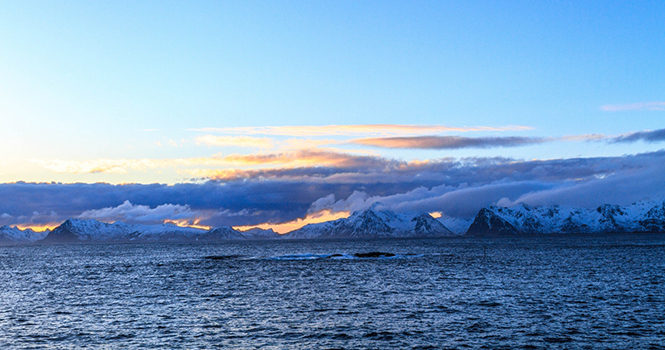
[
  {"x1": 4, "y1": 149, "x2": 665, "y2": 230},
  {"x1": 7, "y1": 123, "x2": 665, "y2": 231}
]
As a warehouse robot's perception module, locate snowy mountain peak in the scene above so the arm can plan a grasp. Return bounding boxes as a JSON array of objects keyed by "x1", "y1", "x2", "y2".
[
  {"x1": 44, "y1": 218, "x2": 246, "y2": 243},
  {"x1": 0, "y1": 225, "x2": 49, "y2": 244},
  {"x1": 285, "y1": 208, "x2": 455, "y2": 239}
]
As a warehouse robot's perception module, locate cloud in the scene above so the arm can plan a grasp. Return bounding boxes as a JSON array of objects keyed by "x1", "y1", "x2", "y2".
[
  {"x1": 234, "y1": 209, "x2": 350, "y2": 234},
  {"x1": 309, "y1": 181, "x2": 556, "y2": 218},
  {"x1": 192, "y1": 124, "x2": 532, "y2": 137},
  {"x1": 306, "y1": 159, "x2": 665, "y2": 220},
  {"x1": 35, "y1": 125, "x2": 665, "y2": 176},
  {"x1": 212, "y1": 149, "x2": 387, "y2": 168},
  {"x1": 78, "y1": 200, "x2": 201, "y2": 224},
  {"x1": 29, "y1": 149, "x2": 386, "y2": 175},
  {"x1": 352, "y1": 136, "x2": 548, "y2": 149},
  {"x1": 30, "y1": 159, "x2": 161, "y2": 174},
  {"x1": 601, "y1": 102, "x2": 665, "y2": 112},
  {"x1": 560, "y1": 134, "x2": 609, "y2": 142},
  {"x1": 504, "y1": 161, "x2": 665, "y2": 208},
  {"x1": 609, "y1": 128, "x2": 665, "y2": 143},
  {"x1": 6, "y1": 150, "x2": 665, "y2": 229},
  {"x1": 195, "y1": 135, "x2": 274, "y2": 149}
]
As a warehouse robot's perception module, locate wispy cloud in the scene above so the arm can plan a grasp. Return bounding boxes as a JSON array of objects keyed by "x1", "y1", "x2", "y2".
[
  {"x1": 195, "y1": 135, "x2": 275, "y2": 149},
  {"x1": 601, "y1": 101, "x2": 665, "y2": 112},
  {"x1": 352, "y1": 136, "x2": 548, "y2": 149},
  {"x1": 609, "y1": 128, "x2": 665, "y2": 143},
  {"x1": 31, "y1": 148, "x2": 387, "y2": 174},
  {"x1": 560, "y1": 134, "x2": 609, "y2": 142},
  {"x1": 29, "y1": 159, "x2": 161, "y2": 174},
  {"x1": 192, "y1": 124, "x2": 533, "y2": 137}
]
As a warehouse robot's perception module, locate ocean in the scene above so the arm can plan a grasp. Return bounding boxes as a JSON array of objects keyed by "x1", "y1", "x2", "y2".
[{"x1": 1, "y1": 235, "x2": 664, "y2": 349}]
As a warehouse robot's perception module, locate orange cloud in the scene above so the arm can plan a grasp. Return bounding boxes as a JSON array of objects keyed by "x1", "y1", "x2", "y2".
[
  {"x1": 234, "y1": 209, "x2": 350, "y2": 234},
  {"x1": 192, "y1": 124, "x2": 532, "y2": 137}
]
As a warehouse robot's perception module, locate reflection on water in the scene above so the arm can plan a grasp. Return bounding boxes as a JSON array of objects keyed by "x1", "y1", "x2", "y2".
[{"x1": 1, "y1": 235, "x2": 664, "y2": 349}]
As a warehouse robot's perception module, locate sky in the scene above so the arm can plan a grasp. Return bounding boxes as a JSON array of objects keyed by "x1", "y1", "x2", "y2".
[{"x1": 1, "y1": 1, "x2": 664, "y2": 232}]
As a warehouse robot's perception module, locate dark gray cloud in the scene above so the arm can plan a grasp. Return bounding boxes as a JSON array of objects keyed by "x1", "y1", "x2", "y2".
[
  {"x1": 2, "y1": 150, "x2": 665, "y2": 227},
  {"x1": 610, "y1": 128, "x2": 665, "y2": 143},
  {"x1": 303, "y1": 150, "x2": 665, "y2": 218},
  {"x1": 352, "y1": 136, "x2": 547, "y2": 149}
]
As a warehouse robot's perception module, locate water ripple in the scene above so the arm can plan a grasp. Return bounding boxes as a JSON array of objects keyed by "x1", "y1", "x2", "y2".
[{"x1": 0, "y1": 235, "x2": 664, "y2": 349}]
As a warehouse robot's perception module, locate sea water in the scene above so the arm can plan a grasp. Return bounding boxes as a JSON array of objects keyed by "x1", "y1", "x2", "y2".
[{"x1": 1, "y1": 235, "x2": 664, "y2": 349}]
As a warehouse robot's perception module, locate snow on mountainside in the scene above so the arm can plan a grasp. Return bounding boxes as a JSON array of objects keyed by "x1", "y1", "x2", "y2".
[
  {"x1": 43, "y1": 219, "x2": 272, "y2": 243},
  {"x1": 239, "y1": 228, "x2": 281, "y2": 240},
  {"x1": 43, "y1": 219, "x2": 207, "y2": 242},
  {"x1": 9, "y1": 199, "x2": 665, "y2": 244},
  {"x1": 0, "y1": 226, "x2": 49, "y2": 243},
  {"x1": 466, "y1": 199, "x2": 665, "y2": 235},
  {"x1": 284, "y1": 207, "x2": 455, "y2": 239},
  {"x1": 438, "y1": 217, "x2": 474, "y2": 235}
]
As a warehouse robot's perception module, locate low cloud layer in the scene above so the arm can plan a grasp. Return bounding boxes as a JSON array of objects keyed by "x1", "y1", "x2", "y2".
[
  {"x1": 79, "y1": 200, "x2": 201, "y2": 223},
  {"x1": 4, "y1": 149, "x2": 665, "y2": 230}
]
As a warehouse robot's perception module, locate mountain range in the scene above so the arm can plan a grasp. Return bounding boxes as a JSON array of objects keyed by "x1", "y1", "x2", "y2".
[
  {"x1": 467, "y1": 200, "x2": 665, "y2": 235},
  {"x1": 2, "y1": 199, "x2": 665, "y2": 244}
]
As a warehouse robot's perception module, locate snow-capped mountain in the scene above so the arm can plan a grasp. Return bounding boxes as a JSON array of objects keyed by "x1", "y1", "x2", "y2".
[
  {"x1": 42, "y1": 218, "x2": 274, "y2": 243},
  {"x1": 239, "y1": 228, "x2": 282, "y2": 240},
  {"x1": 43, "y1": 219, "x2": 207, "y2": 242},
  {"x1": 438, "y1": 216, "x2": 474, "y2": 235},
  {"x1": 284, "y1": 208, "x2": 455, "y2": 239},
  {"x1": 466, "y1": 199, "x2": 665, "y2": 235},
  {"x1": 0, "y1": 226, "x2": 49, "y2": 244},
  {"x1": 10, "y1": 199, "x2": 665, "y2": 244},
  {"x1": 203, "y1": 226, "x2": 247, "y2": 241}
]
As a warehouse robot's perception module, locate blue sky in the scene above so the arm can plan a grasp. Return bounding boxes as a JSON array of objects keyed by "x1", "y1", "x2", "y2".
[{"x1": 1, "y1": 1, "x2": 664, "y2": 230}]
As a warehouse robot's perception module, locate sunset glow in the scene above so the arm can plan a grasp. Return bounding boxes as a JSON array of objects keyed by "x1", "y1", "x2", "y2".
[{"x1": 234, "y1": 210, "x2": 351, "y2": 234}]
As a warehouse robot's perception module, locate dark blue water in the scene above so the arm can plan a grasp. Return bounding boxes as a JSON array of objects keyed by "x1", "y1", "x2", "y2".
[{"x1": 1, "y1": 235, "x2": 664, "y2": 349}]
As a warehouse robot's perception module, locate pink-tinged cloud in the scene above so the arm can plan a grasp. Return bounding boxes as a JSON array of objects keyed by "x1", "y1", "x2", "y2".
[
  {"x1": 218, "y1": 149, "x2": 385, "y2": 168},
  {"x1": 192, "y1": 124, "x2": 533, "y2": 137},
  {"x1": 352, "y1": 136, "x2": 548, "y2": 149},
  {"x1": 601, "y1": 101, "x2": 665, "y2": 112}
]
